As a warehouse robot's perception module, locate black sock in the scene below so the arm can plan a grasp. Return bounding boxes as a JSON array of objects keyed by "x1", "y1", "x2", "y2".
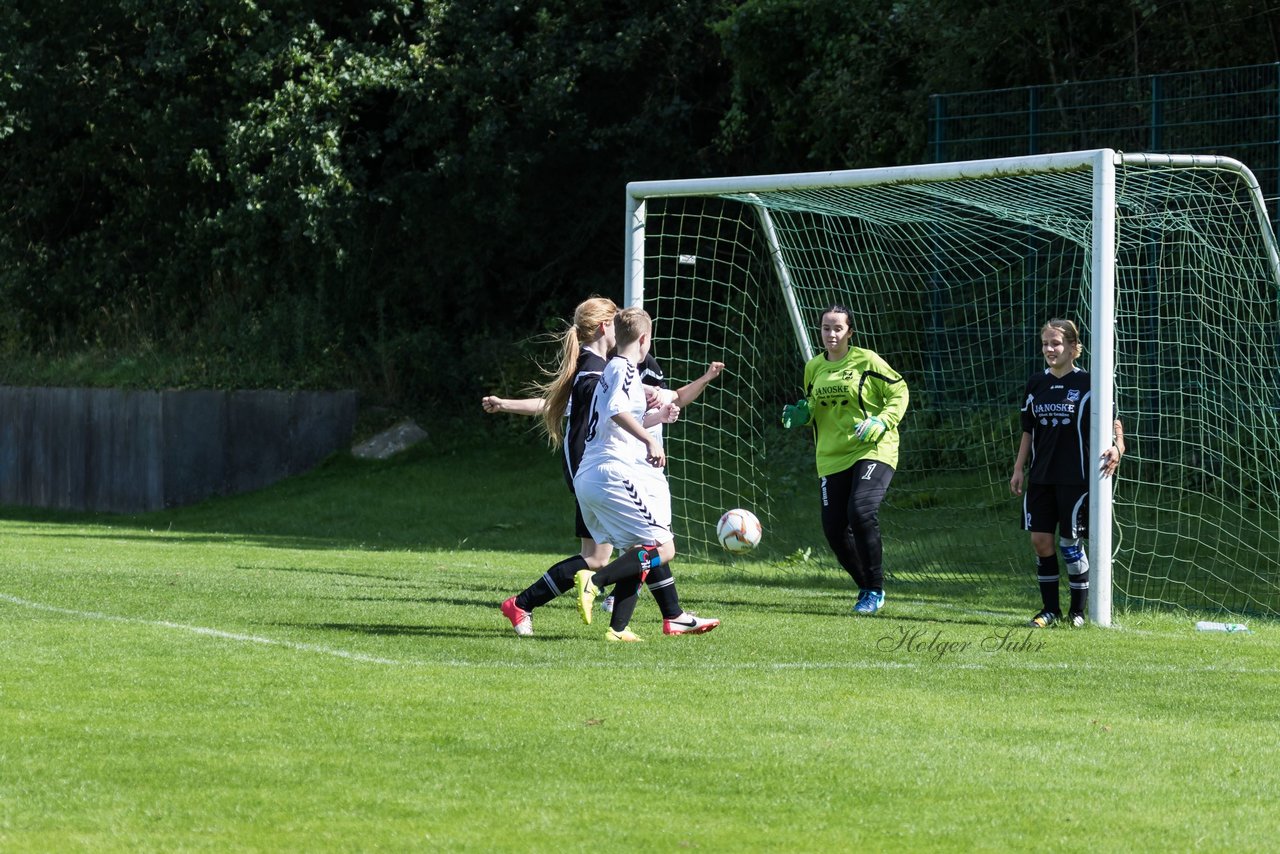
[
  {"x1": 1036, "y1": 553, "x2": 1061, "y2": 614},
  {"x1": 609, "y1": 578, "x2": 643, "y2": 631},
  {"x1": 1068, "y1": 572, "x2": 1089, "y2": 615},
  {"x1": 591, "y1": 547, "x2": 646, "y2": 588},
  {"x1": 644, "y1": 564, "x2": 681, "y2": 619},
  {"x1": 516, "y1": 554, "x2": 587, "y2": 611}
]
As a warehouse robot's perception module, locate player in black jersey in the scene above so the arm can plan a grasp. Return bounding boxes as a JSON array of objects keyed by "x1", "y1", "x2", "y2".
[
  {"x1": 483, "y1": 296, "x2": 623, "y2": 636},
  {"x1": 1010, "y1": 318, "x2": 1125, "y2": 628}
]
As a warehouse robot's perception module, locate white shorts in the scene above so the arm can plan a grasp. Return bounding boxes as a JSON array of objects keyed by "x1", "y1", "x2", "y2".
[{"x1": 572, "y1": 460, "x2": 673, "y2": 550}]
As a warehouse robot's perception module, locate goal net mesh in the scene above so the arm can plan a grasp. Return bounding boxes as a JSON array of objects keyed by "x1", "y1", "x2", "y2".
[{"x1": 636, "y1": 155, "x2": 1280, "y2": 617}]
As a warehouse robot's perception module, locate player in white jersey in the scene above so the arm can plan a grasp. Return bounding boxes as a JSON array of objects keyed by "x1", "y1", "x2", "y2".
[{"x1": 572, "y1": 307, "x2": 719, "y2": 641}]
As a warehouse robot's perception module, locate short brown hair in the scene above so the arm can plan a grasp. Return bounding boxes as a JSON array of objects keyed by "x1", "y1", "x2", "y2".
[{"x1": 614, "y1": 306, "x2": 652, "y2": 349}]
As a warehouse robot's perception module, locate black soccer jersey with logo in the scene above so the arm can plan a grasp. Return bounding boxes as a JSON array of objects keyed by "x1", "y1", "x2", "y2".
[
  {"x1": 638, "y1": 351, "x2": 665, "y2": 389},
  {"x1": 562, "y1": 349, "x2": 608, "y2": 490},
  {"x1": 562, "y1": 350, "x2": 666, "y2": 490},
  {"x1": 1020, "y1": 366, "x2": 1092, "y2": 485}
]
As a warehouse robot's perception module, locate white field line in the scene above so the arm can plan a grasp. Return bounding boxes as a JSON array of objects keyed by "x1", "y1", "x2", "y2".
[
  {"x1": 0, "y1": 592, "x2": 405, "y2": 666},
  {"x1": 2, "y1": 591, "x2": 1274, "y2": 675}
]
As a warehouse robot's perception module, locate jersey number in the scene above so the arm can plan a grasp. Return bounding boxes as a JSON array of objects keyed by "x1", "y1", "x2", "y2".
[{"x1": 861, "y1": 463, "x2": 878, "y2": 481}]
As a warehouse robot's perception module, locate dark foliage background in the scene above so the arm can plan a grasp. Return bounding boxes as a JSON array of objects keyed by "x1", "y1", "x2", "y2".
[{"x1": 2, "y1": 0, "x2": 1278, "y2": 416}]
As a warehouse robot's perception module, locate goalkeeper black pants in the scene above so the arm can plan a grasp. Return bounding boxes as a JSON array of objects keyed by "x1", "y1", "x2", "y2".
[{"x1": 819, "y1": 459, "x2": 895, "y2": 591}]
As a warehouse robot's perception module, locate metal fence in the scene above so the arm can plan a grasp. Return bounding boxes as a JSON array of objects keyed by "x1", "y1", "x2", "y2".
[{"x1": 929, "y1": 62, "x2": 1280, "y2": 226}]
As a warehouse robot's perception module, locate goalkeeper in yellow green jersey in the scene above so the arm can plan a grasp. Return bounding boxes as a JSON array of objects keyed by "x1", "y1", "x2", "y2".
[{"x1": 782, "y1": 304, "x2": 910, "y2": 615}]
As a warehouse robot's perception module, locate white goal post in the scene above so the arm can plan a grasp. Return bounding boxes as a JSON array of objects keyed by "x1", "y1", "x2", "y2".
[{"x1": 624, "y1": 149, "x2": 1280, "y2": 626}]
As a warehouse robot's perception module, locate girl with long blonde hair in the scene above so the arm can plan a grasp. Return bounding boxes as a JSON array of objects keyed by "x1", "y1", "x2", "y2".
[
  {"x1": 482, "y1": 296, "x2": 618, "y2": 636},
  {"x1": 535, "y1": 296, "x2": 618, "y2": 447}
]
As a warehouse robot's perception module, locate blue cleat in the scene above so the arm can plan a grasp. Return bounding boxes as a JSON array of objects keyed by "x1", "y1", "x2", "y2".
[{"x1": 854, "y1": 590, "x2": 885, "y2": 615}]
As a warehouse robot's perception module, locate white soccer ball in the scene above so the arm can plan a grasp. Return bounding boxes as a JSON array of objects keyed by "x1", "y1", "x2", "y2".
[{"x1": 717, "y1": 508, "x2": 762, "y2": 553}]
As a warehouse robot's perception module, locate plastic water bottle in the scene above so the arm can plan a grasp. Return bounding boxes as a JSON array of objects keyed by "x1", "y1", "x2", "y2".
[{"x1": 1195, "y1": 620, "x2": 1250, "y2": 633}]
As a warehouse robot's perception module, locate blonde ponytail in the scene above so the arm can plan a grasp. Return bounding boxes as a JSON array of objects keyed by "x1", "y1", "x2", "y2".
[{"x1": 535, "y1": 297, "x2": 618, "y2": 446}]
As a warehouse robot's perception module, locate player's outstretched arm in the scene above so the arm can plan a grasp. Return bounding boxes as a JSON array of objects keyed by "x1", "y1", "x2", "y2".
[
  {"x1": 481, "y1": 395, "x2": 545, "y2": 416},
  {"x1": 674, "y1": 362, "x2": 725, "y2": 408}
]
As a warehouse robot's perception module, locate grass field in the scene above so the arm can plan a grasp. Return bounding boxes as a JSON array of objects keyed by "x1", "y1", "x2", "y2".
[{"x1": 2, "y1": 435, "x2": 1278, "y2": 851}]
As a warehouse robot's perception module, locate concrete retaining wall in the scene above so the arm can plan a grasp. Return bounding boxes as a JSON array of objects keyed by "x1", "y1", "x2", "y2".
[{"x1": 0, "y1": 387, "x2": 358, "y2": 513}]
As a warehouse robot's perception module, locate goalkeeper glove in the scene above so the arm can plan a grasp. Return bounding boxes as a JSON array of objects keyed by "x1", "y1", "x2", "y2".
[
  {"x1": 781, "y1": 399, "x2": 811, "y2": 429},
  {"x1": 854, "y1": 415, "x2": 888, "y2": 443}
]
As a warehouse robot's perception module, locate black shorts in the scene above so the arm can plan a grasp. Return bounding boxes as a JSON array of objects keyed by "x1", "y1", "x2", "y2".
[
  {"x1": 574, "y1": 499, "x2": 592, "y2": 540},
  {"x1": 1022, "y1": 483, "x2": 1087, "y2": 538}
]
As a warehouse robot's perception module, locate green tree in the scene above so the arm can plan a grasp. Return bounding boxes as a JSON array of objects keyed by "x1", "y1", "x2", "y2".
[
  {"x1": 713, "y1": 0, "x2": 1280, "y2": 170},
  {"x1": 0, "y1": 0, "x2": 733, "y2": 406},
  {"x1": 4, "y1": 0, "x2": 1280, "y2": 411}
]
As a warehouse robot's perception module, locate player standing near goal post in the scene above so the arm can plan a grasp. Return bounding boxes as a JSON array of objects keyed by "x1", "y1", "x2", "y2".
[
  {"x1": 572, "y1": 306, "x2": 720, "y2": 641},
  {"x1": 782, "y1": 304, "x2": 910, "y2": 615},
  {"x1": 1010, "y1": 318, "x2": 1125, "y2": 629}
]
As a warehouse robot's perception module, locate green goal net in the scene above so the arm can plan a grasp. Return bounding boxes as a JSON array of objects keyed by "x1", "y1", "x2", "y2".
[{"x1": 627, "y1": 150, "x2": 1280, "y2": 621}]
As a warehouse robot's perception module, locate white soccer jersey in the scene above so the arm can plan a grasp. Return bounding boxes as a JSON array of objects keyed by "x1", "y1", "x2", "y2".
[
  {"x1": 574, "y1": 354, "x2": 674, "y2": 548},
  {"x1": 579, "y1": 355, "x2": 650, "y2": 470}
]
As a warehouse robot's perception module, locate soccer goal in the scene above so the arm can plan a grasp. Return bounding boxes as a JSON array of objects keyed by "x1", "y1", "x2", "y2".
[{"x1": 625, "y1": 149, "x2": 1280, "y2": 625}]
